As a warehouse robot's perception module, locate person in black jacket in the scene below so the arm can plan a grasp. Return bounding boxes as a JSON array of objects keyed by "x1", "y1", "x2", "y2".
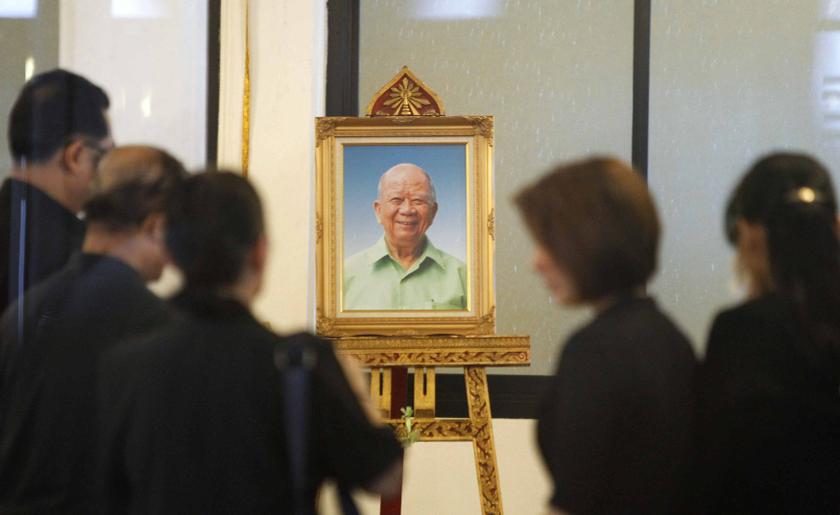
[
  {"x1": 697, "y1": 153, "x2": 840, "y2": 514},
  {"x1": 515, "y1": 157, "x2": 697, "y2": 515},
  {"x1": 98, "y1": 171, "x2": 403, "y2": 514},
  {"x1": 0, "y1": 146, "x2": 186, "y2": 514},
  {"x1": 0, "y1": 69, "x2": 113, "y2": 315}
]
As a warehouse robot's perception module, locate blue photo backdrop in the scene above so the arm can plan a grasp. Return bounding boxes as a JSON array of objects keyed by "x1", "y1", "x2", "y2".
[{"x1": 343, "y1": 143, "x2": 467, "y2": 262}]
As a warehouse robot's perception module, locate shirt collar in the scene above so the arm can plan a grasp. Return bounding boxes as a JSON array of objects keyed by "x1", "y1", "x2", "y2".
[{"x1": 366, "y1": 236, "x2": 447, "y2": 271}]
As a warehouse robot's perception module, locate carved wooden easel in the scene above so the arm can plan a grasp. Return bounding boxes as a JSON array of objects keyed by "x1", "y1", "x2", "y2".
[
  {"x1": 335, "y1": 335, "x2": 530, "y2": 515},
  {"x1": 317, "y1": 68, "x2": 531, "y2": 514}
]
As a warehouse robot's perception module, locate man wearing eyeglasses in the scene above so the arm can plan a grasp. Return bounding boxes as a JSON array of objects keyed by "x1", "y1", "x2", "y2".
[{"x1": 0, "y1": 69, "x2": 113, "y2": 315}]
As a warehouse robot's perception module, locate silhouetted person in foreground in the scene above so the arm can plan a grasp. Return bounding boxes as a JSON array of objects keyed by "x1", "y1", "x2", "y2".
[
  {"x1": 98, "y1": 171, "x2": 403, "y2": 514},
  {"x1": 0, "y1": 146, "x2": 185, "y2": 514},
  {"x1": 516, "y1": 157, "x2": 696, "y2": 515},
  {"x1": 698, "y1": 153, "x2": 840, "y2": 514},
  {"x1": 0, "y1": 69, "x2": 113, "y2": 314}
]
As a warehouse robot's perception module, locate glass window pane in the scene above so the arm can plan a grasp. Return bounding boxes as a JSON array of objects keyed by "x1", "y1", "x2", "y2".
[
  {"x1": 360, "y1": 0, "x2": 635, "y2": 374},
  {"x1": 0, "y1": 0, "x2": 59, "y2": 177},
  {"x1": 1, "y1": 0, "x2": 207, "y2": 306},
  {"x1": 649, "y1": 0, "x2": 840, "y2": 352},
  {"x1": 59, "y1": 0, "x2": 207, "y2": 168},
  {"x1": 2, "y1": 1, "x2": 207, "y2": 173}
]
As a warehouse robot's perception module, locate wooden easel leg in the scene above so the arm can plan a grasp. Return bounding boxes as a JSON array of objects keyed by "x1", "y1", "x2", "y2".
[{"x1": 465, "y1": 366, "x2": 503, "y2": 515}]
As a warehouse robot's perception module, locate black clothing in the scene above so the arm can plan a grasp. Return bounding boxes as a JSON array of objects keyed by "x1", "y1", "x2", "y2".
[
  {"x1": 98, "y1": 291, "x2": 403, "y2": 515},
  {"x1": 0, "y1": 178, "x2": 85, "y2": 315},
  {"x1": 537, "y1": 296, "x2": 697, "y2": 515},
  {"x1": 0, "y1": 253, "x2": 168, "y2": 514},
  {"x1": 697, "y1": 295, "x2": 840, "y2": 514}
]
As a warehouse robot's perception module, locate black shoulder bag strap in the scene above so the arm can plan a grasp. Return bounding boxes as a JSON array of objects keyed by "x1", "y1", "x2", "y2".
[{"x1": 275, "y1": 335, "x2": 360, "y2": 515}]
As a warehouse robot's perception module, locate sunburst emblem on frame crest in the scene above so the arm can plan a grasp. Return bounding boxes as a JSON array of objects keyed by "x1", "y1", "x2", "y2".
[
  {"x1": 383, "y1": 77, "x2": 431, "y2": 115},
  {"x1": 365, "y1": 66, "x2": 445, "y2": 117}
]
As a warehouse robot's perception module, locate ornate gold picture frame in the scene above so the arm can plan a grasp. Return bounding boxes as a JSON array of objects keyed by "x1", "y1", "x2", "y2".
[{"x1": 315, "y1": 115, "x2": 495, "y2": 336}]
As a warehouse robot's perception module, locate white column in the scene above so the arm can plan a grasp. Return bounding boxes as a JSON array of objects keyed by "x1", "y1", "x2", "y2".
[
  {"x1": 218, "y1": 0, "x2": 327, "y2": 332},
  {"x1": 216, "y1": 0, "x2": 246, "y2": 171}
]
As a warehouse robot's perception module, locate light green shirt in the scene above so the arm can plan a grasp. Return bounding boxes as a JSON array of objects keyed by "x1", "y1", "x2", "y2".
[{"x1": 343, "y1": 237, "x2": 467, "y2": 310}]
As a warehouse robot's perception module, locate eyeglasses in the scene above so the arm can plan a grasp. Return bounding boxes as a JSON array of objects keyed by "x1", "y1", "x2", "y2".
[
  {"x1": 80, "y1": 139, "x2": 113, "y2": 168},
  {"x1": 64, "y1": 135, "x2": 112, "y2": 168}
]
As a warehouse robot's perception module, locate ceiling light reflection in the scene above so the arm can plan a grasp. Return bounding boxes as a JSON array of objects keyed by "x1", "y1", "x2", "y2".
[
  {"x1": 111, "y1": 0, "x2": 171, "y2": 19},
  {"x1": 24, "y1": 56, "x2": 34, "y2": 81},
  {"x1": 823, "y1": 0, "x2": 840, "y2": 21},
  {"x1": 140, "y1": 92, "x2": 152, "y2": 119},
  {"x1": 412, "y1": 0, "x2": 502, "y2": 20},
  {"x1": 0, "y1": 0, "x2": 36, "y2": 18}
]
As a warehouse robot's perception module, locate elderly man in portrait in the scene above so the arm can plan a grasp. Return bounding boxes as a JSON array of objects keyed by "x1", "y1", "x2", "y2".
[{"x1": 344, "y1": 162, "x2": 467, "y2": 310}]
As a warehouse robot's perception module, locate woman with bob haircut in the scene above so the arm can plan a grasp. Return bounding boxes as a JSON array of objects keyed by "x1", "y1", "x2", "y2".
[
  {"x1": 516, "y1": 156, "x2": 696, "y2": 515},
  {"x1": 697, "y1": 153, "x2": 840, "y2": 514}
]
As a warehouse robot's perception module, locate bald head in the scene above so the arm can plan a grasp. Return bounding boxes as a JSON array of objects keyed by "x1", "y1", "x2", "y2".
[
  {"x1": 96, "y1": 145, "x2": 183, "y2": 193},
  {"x1": 82, "y1": 145, "x2": 187, "y2": 282},
  {"x1": 84, "y1": 145, "x2": 186, "y2": 230},
  {"x1": 373, "y1": 162, "x2": 439, "y2": 254},
  {"x1": 377, "y1": 163, "x2": 437, "y2": 204}
]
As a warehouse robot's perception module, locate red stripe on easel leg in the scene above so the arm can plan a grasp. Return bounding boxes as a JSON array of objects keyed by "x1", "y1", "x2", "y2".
[{"x1": 380, "y1": 367, "x2": 408, "y2": 515}]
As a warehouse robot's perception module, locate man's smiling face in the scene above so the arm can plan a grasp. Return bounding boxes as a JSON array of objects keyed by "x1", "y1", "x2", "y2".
[{"x1": 374, "y1": 164, "x2": 438, "y2": 253}]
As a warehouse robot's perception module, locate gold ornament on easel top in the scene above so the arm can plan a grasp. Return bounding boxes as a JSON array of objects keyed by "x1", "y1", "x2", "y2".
[
  {"x1": 385, "y1": 77, "x2": 429, "y2": 115},
  {"x1": 365, "y1": 66, "x2": 446, "y2": 117}
]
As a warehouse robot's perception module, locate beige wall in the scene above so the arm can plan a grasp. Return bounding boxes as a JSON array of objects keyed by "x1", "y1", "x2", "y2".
[
  {"x1": 320, "y1": 419, "x2": 551, "y2": 515},
  {"x1": 217, "y1": 0, "x2": 327, "y2": 332}
]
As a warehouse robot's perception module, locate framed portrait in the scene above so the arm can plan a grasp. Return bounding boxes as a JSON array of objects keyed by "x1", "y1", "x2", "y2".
[{"x1": 315, "y1": 115, "x2": 495, "y2": 336}]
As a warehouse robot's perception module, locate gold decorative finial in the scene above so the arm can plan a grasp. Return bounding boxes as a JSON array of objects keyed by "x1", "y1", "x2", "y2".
[
  {"x1": 365, "y1": 66, "x2": 445, "y2": 117},
  {"x1": 383, "y1": 77, "x2": 431, "y2": 115}
]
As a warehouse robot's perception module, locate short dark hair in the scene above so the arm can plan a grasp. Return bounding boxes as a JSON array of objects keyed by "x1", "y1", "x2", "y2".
[
  {"x1": 84, "y1": 149, "x2": 186, "y2": 231},
  {"x1": 8, "y1": 69, "x2": 110, "y2": 165},
  {"x1": 515, "y1": 157, "x2": 660, "y2": 301},
  {"x1": 165, "y1": 171, "x2": 264, "y2": 288}
]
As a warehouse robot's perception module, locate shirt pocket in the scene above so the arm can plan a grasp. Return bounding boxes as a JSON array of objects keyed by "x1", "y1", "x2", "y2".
[{"x1": 429, "y1": 294, "x2": 466, "y2": 310}]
